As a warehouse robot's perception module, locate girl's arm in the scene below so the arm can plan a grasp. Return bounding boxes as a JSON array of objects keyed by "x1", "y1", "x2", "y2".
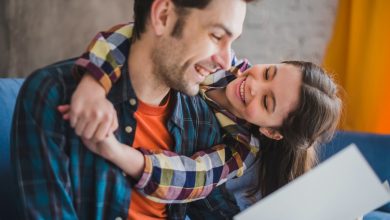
[
  {"x1": 59, "y1": 104, "x2": 257, "y2": 203},
  {"x1": 64, "y1": 24, "x2": 256, "y2": 203},
  {"x1": 68, "y1": 24, "x2": 132, "y2": 142},
  {"x1": 84, "y1": 132, "x2": 257, "y2": 204}
]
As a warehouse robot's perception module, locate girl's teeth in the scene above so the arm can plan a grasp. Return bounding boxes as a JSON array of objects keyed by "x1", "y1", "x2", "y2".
[
  {"x1": 195, "y1": 65, "x2": 207, "y2": 76},
  {"x1": 240, "y1": 78, "x2": 246, "y2": 104}
]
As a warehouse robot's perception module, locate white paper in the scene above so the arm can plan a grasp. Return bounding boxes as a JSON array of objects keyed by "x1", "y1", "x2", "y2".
[
  {"x1": 383, "y1": 180, "x2": 390, "y2": 193},
  {"x1": 234, "y1": 144, "x2": 390, "y2": 220}
]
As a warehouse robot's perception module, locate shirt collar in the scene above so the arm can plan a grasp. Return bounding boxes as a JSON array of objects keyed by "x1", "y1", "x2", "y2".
[
  {"x1": 107, "y1": 61, "x2": 137, "y2": 105},
  {"x1": 168, "y1": 91, "x2": 185, "y2": 130},
  {"x1": 107, "y1": 52, "x2": 185, "y2": 130}
]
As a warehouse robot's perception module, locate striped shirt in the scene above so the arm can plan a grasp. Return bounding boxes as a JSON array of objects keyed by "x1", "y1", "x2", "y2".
[{"x1": 75, "y1": 23, "x2": 260, "y2": 204}]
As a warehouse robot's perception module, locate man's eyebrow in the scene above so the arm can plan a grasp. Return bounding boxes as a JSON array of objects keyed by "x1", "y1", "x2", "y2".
[{"x1": 212, "y1": 24, "x2": 233, "y2": 37}]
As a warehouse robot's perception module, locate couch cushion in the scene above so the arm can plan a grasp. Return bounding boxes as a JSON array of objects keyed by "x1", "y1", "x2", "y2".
[
  {"x1": 364, "y1": 210, "x2": 390, "y2": 220},
  {"x1": 0, "y1": 78, "x2": 24, "y2": 219},
  {"x1": 320, "y1": 131, "x2": 390, "y2": 213}
]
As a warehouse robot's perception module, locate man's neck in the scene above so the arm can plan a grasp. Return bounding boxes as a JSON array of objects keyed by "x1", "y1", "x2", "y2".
[{"x1": 128, "y1": 39, "x2": 171, "y2": 106}]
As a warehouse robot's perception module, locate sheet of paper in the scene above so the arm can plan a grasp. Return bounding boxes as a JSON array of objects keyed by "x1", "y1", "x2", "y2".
[
  {"x1": 234, "y1": 144, "x2": 390, "y2": 220},
  {"x1": 383, "y1": 180, "x2": 390, "y2": 193}
]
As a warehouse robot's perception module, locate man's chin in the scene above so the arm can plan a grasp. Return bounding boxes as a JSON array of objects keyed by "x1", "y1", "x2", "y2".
[
  {"x1": 181, "y1": 86, "x2": 199, "y2": 96},
  {"x1": 169, "y1": 80, "x2": 200, "y2": 96}
]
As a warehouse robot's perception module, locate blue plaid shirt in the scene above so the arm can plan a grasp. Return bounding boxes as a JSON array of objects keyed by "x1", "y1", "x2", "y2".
[{"x1": 11, "y1": 58, "x2": 239, "y2": 219}]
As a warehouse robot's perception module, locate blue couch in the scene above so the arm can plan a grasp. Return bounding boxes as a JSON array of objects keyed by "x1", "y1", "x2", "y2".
[
  {"x1": 0, "y1": 78, "x2": 23, "y2": 219},
  {"x1": 1, "y1": 78, "x2": 389, "y2": 219},
  {"x1": 319, "y1": 131, "x2": 390, "y2": 219}
]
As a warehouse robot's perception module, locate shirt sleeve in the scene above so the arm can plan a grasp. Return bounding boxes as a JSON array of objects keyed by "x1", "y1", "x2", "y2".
[
  {"x1": 133, "y1": 137, "x2": 258, "y2": 204},
  {"x1": 11, "y1": 70, "x2": 78, "y2": 219},
  {"x1": 201, "y1": 58, "x2": 250, "y2": 87},
  {"x1": 74, "y1": 23, "x2": 133, "y2": 94},
  {"x1": 74, "y1": 24, "x2": 250, "y2": 95}
]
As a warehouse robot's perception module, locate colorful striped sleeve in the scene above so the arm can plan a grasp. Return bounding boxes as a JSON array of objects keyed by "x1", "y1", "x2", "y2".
[
  {"x1": 134, "y1": 137, "x2": 258, "y2": 204},
  {"x1": 74, "y1": 23, "x2": 133, "y2": 94}
]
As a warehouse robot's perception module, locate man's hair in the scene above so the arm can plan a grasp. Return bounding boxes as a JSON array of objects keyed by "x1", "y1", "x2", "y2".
[{"x1": 132, "y1": 0, "x2": 255, "y2": 41}]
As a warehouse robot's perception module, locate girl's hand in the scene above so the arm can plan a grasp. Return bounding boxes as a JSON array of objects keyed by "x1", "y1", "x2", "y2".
[
  {"x1": 57, "y1": 104, "x2": 71, "y2": 120},
  {"x1": 82, "y1": 134, "x2": 144, "y2": 179},
  {"x1": 57, "y1": 102, "x2": 117, "y2": 142},
  {"x1": 81, "y1": 133, "x2": 122, "y2": 161},
  {"x1": 57, "y1": 74, "x2": 118, "y2": 142}
]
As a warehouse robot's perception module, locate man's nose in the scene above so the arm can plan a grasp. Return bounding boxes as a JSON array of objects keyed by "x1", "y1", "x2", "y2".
[{"x1": 211, "y1": 45, "x2": 232, "y2": 71}]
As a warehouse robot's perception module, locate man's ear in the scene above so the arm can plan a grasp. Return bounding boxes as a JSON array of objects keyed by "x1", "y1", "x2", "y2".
[
  {"x1": 150, "y1": 0, "x2": 174, "y2": 36},
  {"x1": 259, "y1": 127, "x2": 283, "y2": 140}
]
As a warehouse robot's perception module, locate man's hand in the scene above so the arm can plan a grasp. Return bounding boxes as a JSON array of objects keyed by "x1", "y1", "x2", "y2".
[{"x1": 63, "y1": 74, "x2": 118, "y2": 142}]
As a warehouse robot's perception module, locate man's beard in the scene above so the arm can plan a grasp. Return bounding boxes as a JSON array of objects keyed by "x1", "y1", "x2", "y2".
[{"x1": 151, "y1": 38, "x2": 199, "y2": 96}]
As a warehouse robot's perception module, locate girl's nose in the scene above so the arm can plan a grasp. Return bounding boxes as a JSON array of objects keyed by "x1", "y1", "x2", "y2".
[
  {"x1": 246, "y1": 78, "x2": 259, "y2": 103},
  {"x1": 247, "y1": 71, "x2": 268, "y2": 102}
]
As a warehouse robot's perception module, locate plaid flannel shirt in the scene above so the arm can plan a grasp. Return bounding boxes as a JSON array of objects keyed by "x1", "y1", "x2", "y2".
[
  {"x1": 75, "y1": 23, "x2": 260, "y2": 204},
  {"x1": 12, "y1": 57, "x2": 242, "y2": 219}
]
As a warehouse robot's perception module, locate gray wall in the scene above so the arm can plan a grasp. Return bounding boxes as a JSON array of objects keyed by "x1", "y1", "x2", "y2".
[
  {"x1": 234, "y1": 0, "x2": 339, "y2": 64},
  {"x1": 1, "y1": 0, "x2": 133, "y2": 77},
  {"x1": 1, "y1": 0, "x2": 339, "y2": 77},
  {"x1": 0, "y1": 0, "x2": 10, "y2": 75}
]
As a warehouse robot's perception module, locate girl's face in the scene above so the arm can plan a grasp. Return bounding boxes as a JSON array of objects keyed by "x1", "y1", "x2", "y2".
[{"x1": 225, "y1": 64, "x2": 302, "y2": 129}]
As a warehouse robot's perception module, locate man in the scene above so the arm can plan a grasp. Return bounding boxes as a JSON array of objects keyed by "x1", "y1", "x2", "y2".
[{"x1": 11, "y1": 0, "x2": 252, "y2": 219}]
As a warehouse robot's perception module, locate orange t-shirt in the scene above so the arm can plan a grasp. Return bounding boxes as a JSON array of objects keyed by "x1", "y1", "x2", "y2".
[{"x1": 128, "y1": 94, "x2": 173, "y2": 220}]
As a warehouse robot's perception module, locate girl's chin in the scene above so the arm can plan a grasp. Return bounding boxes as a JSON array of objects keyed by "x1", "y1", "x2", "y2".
[{"x1": 232, "y1": 110, "x2": 244, "y2": 120}]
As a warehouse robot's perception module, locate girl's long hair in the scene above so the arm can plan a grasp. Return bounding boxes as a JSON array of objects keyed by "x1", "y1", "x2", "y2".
[{"x1": 250, "y1": 61, "x2": 342, "y2": 197}]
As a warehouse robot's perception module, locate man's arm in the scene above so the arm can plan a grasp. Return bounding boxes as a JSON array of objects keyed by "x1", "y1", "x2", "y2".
[{"x1": 11, "y1": 69, "x2": 77, "y2": 219}]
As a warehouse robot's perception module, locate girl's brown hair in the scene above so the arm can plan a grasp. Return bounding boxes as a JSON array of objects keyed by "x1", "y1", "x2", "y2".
[{"x1": 252, "y1": 61, "x2": 342, "y2": 197}]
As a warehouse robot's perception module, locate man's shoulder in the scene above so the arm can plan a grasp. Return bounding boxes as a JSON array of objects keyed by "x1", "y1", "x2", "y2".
[
  {"x1": 28, "y1": 58, "x2": 77, "y2": 79},
  {"x1": 20, "y1": 58, "x2": 78, "y2": 101}
]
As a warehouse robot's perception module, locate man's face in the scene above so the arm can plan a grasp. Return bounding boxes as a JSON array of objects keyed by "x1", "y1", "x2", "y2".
[{"x1": 152, "y1": 0, "x2": 247, "y2": 96}]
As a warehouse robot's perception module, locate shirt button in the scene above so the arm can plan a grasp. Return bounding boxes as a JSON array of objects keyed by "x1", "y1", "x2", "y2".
[
  {"x1": 129, "y1": 98, "x2": 137, "y2": 106},
  {"x1": 115, "y1": 217, "x2": 122, "y2": 220},
  {"x1": 122, "y1": 171, "x2": 127, "y2": 177},
  {"x1": 125, "y1": 126, "x2": 133, "y2": 133}
]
